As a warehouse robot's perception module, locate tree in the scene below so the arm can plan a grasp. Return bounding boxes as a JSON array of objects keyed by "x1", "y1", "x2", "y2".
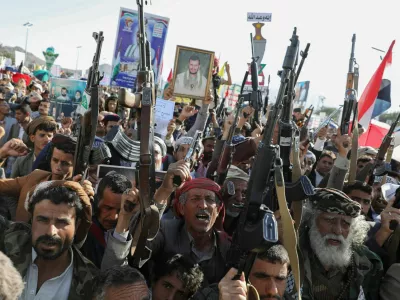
[
  {"x1": 378, "y1": 111, "x2": 400, "y2": 125},
  {"x1": 315, "y1": 106, "x2": 340, "y2": 123}
]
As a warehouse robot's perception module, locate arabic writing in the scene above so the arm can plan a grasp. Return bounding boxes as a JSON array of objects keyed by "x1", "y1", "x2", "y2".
[{"x1": 247, "y1": 13, "x2": 272, "y2": 22}]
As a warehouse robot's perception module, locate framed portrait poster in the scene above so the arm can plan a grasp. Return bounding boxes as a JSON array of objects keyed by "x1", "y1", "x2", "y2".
[{"x1": 172, "y1": 45, "x2": 215, "y2": 100}]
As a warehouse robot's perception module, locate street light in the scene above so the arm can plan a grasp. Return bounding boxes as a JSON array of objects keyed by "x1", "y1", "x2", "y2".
[
  {"x1": 75, "y1": 46, "x2": 82, "y2": 78},
  {"x1": 23, "y1": 22, "x2": 33, "y2": 65}
]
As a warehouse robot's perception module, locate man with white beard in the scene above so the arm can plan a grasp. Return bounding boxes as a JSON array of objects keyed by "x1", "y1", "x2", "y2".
[{"x1": 289, "y1": 188, "x2": 383, "y2": 300}]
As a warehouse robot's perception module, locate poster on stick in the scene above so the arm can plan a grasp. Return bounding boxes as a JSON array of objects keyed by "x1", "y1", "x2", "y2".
[{"x1": 110, "y1": 7, "x2": 169, "y2": 89}]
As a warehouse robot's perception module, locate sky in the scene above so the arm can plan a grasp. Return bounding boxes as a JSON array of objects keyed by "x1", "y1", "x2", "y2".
[{"x1": 1, "y1": 0, "x2": 399, "y2": 111}]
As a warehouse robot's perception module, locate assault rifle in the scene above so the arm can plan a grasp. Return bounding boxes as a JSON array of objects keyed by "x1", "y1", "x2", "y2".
[
  {"x1": 279, "y1": 29, "x2": 299, "y2": 182},
  {"x1": 129, "y1": 0, "x2": 160, "y2": 269},
  {"x1": 241, "y1": 34, "x2": 263, "y2": 128},
  {"x1": 227, "y1": 28, "x2": 309, "y2": 299},
  {"x1": 73, "y1": 32, "x2": 103, "y2": 178},
  {"x1": 216, "y1": 96, "x2": 226, "y2": 119},
  {"x1": 357, "y1": 112, "x2": 400, "y2": 183},
  {"x1": 340, "y1": 34, "x2": 357, "y2": 136},
  {"x1": 215, "y1": 96, "x2": 244, "y2": 185}
]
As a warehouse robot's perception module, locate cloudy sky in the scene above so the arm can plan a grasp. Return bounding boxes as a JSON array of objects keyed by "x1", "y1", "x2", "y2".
[{"x1": 1, "y1": 0, "x2": 398, "y2": 110}]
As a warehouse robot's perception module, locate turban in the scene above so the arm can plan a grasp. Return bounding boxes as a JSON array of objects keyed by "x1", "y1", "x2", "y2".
[
  {"x1": 174, "y1": 178, "x2": 223, "y2": 218},
  {"x1": 26, "y1": 116, "x2": 56, "y2": 136},
  {"x1": 175, "y1": 136, "x2": 193, "y2": 151},
  {"x1": 310, "y1": 188, "x2": 361, "y2": 218},
  {"x1": 154, "y1": 136, "x2": 167, "y2": 157}
]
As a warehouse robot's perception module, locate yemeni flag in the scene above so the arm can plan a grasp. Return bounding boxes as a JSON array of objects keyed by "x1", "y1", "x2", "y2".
[
  {"x1": 358, "y1": 41, "x2": 395, "y2": 128},
  {"x1": 372, "y1": 79, "x2": 391, "y2": 118}
]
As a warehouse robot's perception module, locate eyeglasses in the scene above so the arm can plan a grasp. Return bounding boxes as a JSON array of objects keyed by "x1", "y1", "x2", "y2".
[{"x1": 351, "y1": 196, "x2": 371, "y2": 205}]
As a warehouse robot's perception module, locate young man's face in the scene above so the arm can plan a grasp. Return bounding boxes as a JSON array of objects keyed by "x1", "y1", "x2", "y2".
[
  {"x1": 31, "y1": 200, "x2": 76, "y2": 260},
  {"x1": 30, "y1": 130, "x2": 54, "y2": 153},
  {"x1": 39, "y1": 102, "x2": 50, "y2": 116},
  {"x1": 15, "y1": 110, "x2": 29, "y2": 123},
  {"x1": 0, "y1": 100, "x2": 10, "y2": 115},
  {"x1": 152, "y1": 271, "x2": 190, "y2": 300},
  {"x1": 97, "y1": 187, "x2": 123, "y2": 231},
  {"x1": 249, "y1": 258, "x2": 288, "y2": 299},
  {"x1": 50, "y1": 147, "x2": 74, "y2": 180}
]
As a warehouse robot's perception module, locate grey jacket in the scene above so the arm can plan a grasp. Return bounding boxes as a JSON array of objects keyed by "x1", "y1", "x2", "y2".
[
  {"x1": 11, "y1": 151, "x2": 35, "y2": 178},
  {"x1": 380, "y1": 263, "x2": 400, "y2": 300},
  {"x1": 101, "y1": 218, "x2": 231, "y2": 285}
]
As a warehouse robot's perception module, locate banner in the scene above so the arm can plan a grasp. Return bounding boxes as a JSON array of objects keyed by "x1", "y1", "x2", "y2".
[
  {"x1": 224, "y1": 84, "x2": 242, "y2": 110},
  {"x1": 294, "y1": 81, "x2": 310, "y2": 104},
  {"x1": 49, "y1": 78, "x2": 87, "y2": 120},
  {"x1": 155, "y1": 98, "x2": 175, "y2": 137},
  {"x1": 110, "y1": 7, "x2": 169, "y2": 89}
]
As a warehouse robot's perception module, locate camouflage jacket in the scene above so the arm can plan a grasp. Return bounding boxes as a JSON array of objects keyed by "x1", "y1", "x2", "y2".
[
  {"x1": 285, "y1": 227, "x2": 383, "y2": 300},
  {"x1": 0, "y1": 216, "x2": 98, "y2": 300}
]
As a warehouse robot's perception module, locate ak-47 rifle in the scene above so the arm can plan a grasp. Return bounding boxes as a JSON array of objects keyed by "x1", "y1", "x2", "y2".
[
  {"x1": 73, "y1": 32, "x2": 104, "y2": 178},
  {"x1": 340, "y1": 34, "x2": 357, "y2": 136},
  {"x1": 279, "y1": 29, "x2": 299, "y2": 182},
  {"x1": 263, "y1": 75, "x2": 271, "y2": 116},
  {"x1": 241, "y1": 34, "x2": 263, "y2": 128},
  {"x1": 215, "y1": 97, "x2": 244, "y2": 185},
  {"x1": 311, "y1": 106, "x2": 343, "y2": 141},
  {"x1": 227, "y1": 28, "x2": 306, "y2": 299},
  {"x1": 129, "y1": 0, "x2": 160, "y2": 269},
  {"x1": 357, "y1": 112, "x2": 400, "y2": 183},
  {"x1": 298, "y1": 105, "x2": 314, "y2": 145},
  {"x1": 173, "y1": 130, "x2": 203, "y2": 186},
  {"x1": 216, "y1": 96, "x2": 226, "y2": 119}
]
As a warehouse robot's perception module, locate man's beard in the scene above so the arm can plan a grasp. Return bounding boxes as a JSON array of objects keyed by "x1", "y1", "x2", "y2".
[
  {"x1": 309, "y1": 218, "x2": 352, "y2": 269},
  {"x1": 33, "y1": 234, "x2": 72, "y2": 260}
]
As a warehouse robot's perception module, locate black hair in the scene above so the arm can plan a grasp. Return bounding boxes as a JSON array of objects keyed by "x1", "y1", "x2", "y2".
[
  {"x1": 52, "y1": 140, "x2": 76, "y2": 156},
  {"x1": 357, "y1": 155, "x2": 373, "y2": 164},
  {"x1": 61, "y1": 87, "x2": 67, "y2": 91},
  {"x1": 343, "y1": 181, "x2": 373, "y2": 195},
  {"x1": 92, "y1": 266, "x2": 148, "y2": 298},
  {"x1": 15, "y1": 103, "x2": 32, "y2": 115},
  {"x1": 97, "y1": 171, "x2": 132, "y2": 200},
  {"x1": 257, "y1": 244, "x2": 290, "y2": 265},
  {"x1": 318, "y1": 150, "x2": 336, "y2": 162},
  {"x1": 33, "y1": 120, "x2": 57, "y2": 135},
  {"x1": 152, "y1": 254, "x2": 203, "y2": 297},
  {"x1": 189, "y1": 55, "x2": 200, "y2": 64},
  {"x1": 28, "y1": 185, "x2": 83, "y2": 220}
]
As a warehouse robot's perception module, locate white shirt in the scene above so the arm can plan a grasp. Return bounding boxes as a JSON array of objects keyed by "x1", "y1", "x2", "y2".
[
  {"x1": 18, "y1": 124, "x2": 24, "y2": 139},
  {"x1": 315, "y1": 171, "x2": 324, "y2": 187},
  {"x1": 20, "y1": 248, "x2": 74, "y2": 300}
]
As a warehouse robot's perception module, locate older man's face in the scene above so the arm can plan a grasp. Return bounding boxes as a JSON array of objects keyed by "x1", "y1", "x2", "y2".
[
  {"x1": 180, "y1": 188, "x2": 219, "y2": 234},
  {"x1": 224, "y1": 179, "x2": 247, "y2": 218},
  {"x1": 310, "y1": 211, "x2": 353, "y2": 268}
]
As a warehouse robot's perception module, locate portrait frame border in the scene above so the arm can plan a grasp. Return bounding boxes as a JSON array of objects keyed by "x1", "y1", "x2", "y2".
[{"x1": 172, "y1": 45, "x2": 215, "y2": 100}]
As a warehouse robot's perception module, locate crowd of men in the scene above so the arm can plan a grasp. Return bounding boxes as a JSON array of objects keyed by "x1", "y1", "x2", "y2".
[{"x1": 0, "y1": 58, "x2": 400, "y2": 300}]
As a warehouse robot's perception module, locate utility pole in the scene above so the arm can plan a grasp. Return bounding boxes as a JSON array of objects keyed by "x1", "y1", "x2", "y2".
[
  {"x1": 23, "y1": 22, "x2": 33, "y2": 65},
  {"x1": 75, "y1": 46, "x2": 82, "y2": 78}
]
